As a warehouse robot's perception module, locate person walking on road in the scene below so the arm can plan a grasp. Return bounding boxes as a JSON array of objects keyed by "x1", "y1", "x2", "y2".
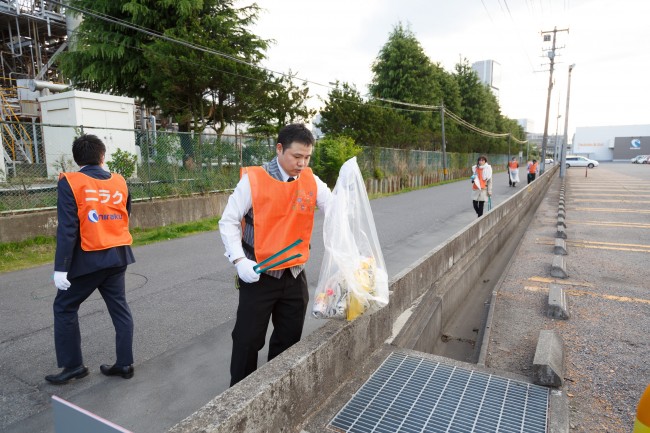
[
  {"x1": 219, "y1": 124, "x2": 333, "y2": 387},
  {"x1": 470, "y1": 155, "x2": 492, "y2": 218},
  {"x1": 527, "y1": 159, "x2": 539, "y2": 184},
  {"x1": 46, "y1": 134, "x2": 136, "y2": 385},
  {"x1": 508, "y1": 156, "x2": 520, "y2": 187}
]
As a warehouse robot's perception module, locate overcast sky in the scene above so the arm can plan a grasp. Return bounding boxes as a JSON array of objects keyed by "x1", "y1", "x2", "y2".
[{"x1": 250, "y1": 0, "x2": 650, "y2": 139}]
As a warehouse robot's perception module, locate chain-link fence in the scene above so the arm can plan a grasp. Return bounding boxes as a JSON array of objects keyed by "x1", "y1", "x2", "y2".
[{"x1": 1, "y1": 121, "x2": 513, "y2": 213}]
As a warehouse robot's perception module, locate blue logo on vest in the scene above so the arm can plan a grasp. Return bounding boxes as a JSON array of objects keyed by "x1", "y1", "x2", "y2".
[{"x1": 88, "y1": 210, "x2": 99, "y2": 223}]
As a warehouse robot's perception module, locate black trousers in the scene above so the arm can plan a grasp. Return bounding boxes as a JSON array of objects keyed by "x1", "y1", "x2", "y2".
[
  {"x1": 53, "y1": 266, "x2": 133, "y2": 368},
  {"x1": 230, "y1": 270, "x2": 309, "y2": 386},
  {"x1": 473, "y1": 200, "x2": 485, "y2": 217},
  {"x1": 527, "y1": 173, "x2": 536, "y2": 183}
]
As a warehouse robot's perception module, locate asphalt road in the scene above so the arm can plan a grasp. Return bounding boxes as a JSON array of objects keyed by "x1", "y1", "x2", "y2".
[{"x1": 1, "y1": 169, "x2": 523, "y2": 433}]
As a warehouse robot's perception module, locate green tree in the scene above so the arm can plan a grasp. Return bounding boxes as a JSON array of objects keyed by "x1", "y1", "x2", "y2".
[
  {"x1": 318, "y1": 82, "x2": 372, "y2": 143},
  {"x1": 60, "y1": 0, "x2": 269, "y2": 137},
  {"x1": 369, "y1": 23, "x2": 443, "y2": 126},
  {"x1": 246, "y1": 71, "x2": 316, "y2": 139},
  {"x1": 317, "y1": 82, "x2": 412, "y2": 148},
  {"x1": 453, "y1": 60, "x2": 498, "y2": 131}
]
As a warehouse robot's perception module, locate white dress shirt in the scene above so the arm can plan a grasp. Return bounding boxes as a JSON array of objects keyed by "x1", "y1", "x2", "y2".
[{"x1": 219, "y1": 160, "x2": 332, "y2": 264}]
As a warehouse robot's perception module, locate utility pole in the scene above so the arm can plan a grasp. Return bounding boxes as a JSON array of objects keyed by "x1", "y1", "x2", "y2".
[
  {"x1": 560, "y1": 64, "x2": 575, "y2": 178},
  {"x1": 540, "y1": 26, "x2": 568, "y2": 175},
  {"x1": 440, "y1": 103, "x2": 447, "y2": 180}
]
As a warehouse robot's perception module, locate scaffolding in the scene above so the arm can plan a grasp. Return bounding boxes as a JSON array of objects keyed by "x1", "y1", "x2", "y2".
[{"x1": 0, "y1": 0, "x2": 71, "y2": 176}]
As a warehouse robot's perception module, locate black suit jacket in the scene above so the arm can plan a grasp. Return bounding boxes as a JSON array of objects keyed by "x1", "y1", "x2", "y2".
[{"x1": 54, "y1": 165, "x2": 135, "y2": 279}]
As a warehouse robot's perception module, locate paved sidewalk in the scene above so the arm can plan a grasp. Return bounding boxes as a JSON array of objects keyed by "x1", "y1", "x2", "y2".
[{"x1": 484, "y1": 165, "x2": 650, "y2": 432}]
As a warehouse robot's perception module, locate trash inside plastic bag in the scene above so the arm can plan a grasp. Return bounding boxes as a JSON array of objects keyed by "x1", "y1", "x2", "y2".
[{"x1": 312, "y1": 157, "x2": 389, "y2": 321}]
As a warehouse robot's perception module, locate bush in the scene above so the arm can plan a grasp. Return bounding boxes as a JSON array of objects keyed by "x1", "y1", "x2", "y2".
[
  {"x1": 313, "y1": 136, "x2": 362, "y2": 187},
  {"x1": 107, "y1": 149, "x2": 138, "y2": 178}
]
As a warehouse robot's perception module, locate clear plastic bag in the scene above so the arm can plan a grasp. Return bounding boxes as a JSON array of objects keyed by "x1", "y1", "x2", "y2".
[{"x1": 312, "y1": 157, "x2": 389, "y2": 320}]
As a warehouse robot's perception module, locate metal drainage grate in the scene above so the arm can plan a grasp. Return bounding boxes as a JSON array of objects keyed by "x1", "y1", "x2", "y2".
[{"x1": 329, "y1": 352, "x2": 549, "y2": 433}]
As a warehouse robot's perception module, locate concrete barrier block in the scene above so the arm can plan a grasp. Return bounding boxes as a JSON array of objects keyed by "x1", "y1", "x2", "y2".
[
  {"x1": 557, "y1": 216, "x2": 566, "y2": 228},
  {"x1": 547, "y1": 284, "x2": 570, "y2": 319},
  {"x1": 556, "y1": 226, "x2": 567, "y2": 239},
  {"x1": 533, "y1": 330, "x2": 565, "y2": 387},
  {"x1": 554, "y1": 238, "x2": 567, "y2": 255},
  {"x1": 551, "y1": 255, "x2": 568, "y2": 278},
  {"x1": 558, "y1": 199, "x2": 565, "y2": 206},
  {"x1": 558, "y1": 209, "x2": 566, "y2": 218}
]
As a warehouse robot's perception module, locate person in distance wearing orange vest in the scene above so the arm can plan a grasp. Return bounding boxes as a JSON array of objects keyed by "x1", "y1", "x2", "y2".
[
  {"x1": 527, "y1": 159, "x2": 539, "y2": 184},
  {"x1": 470, "y1": 155, "x2": 493, "y2": 217},
  {"x1": 219, "y1": 124, "x2": 333, "y2": 386},
  {"x1": 508, "y1": 156, "x2": 520, "y2": 187},
  {"x1": 45, "y1": 134, "x2": 136, "y2": 385}
]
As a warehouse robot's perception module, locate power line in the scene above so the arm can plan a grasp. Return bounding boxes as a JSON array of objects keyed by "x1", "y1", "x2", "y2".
[
  {"x1": 479, "y1": 0, "x2": 494, "y2": 23},
  {"x1": 48, "y1": 0, "x2": 524, "y2": 143}
]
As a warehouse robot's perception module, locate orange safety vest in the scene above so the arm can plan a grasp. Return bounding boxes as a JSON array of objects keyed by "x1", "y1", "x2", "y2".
[
  {"x1": 528, "y1": 162, "x2": 538, "y2": 174},
  {"x1": 244, "y1": 166, "x2": 317, "y2": 271},
  {"x1": 508, "y1": 161, "x2": 519, "y2": 170},
  {"x1": 634, "y1": 384, "x2": 650, "y2": 433},
  {"x1": 61, "y1": 172, "x2": 132, "y2": 251},
  {"x1": 472, "y1": 167, "x2": 486, "y2": 190}
]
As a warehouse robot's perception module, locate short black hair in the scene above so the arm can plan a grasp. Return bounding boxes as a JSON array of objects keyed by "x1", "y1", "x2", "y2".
[
  {"x1": 72, "y1": 134, "x2": 106, "y2": 166},
  {"x1": 277, "y1": 124, "x2": 314, "y2": 152},
  {"x1": 478, "y1": 155, "x2": 488, "y2": 163}
]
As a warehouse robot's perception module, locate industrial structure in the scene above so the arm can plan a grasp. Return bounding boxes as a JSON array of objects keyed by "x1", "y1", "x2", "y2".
[{"x1": 0, "y1": 0, "x2": 79, "y2": 178}]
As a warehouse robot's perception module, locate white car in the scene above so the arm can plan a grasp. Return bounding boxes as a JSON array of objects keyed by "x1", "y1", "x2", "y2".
[
  {"x1": 565, "y1": 155, "x2": 599, "y2": 168},
  {"x1": 545, "y1": 158, "x2": 554, "y2": 164},
  {"x1": 631, "y1": 155, "x2": 648, "y2": 163}
]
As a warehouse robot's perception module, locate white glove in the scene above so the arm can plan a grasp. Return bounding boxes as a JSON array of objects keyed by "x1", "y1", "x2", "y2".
[
  {"x1": 235, "y1": 258, "x2": 260, "y2": 283},
  {"x1": 53, "y1": 271, "x2": 71, "y2": 291}
]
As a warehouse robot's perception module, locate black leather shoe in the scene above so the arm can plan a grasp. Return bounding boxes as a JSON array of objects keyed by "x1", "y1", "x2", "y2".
[
  {"x1": 100, "y1": 364, "x2": 134, "y2": 379},
  {"x1": 45, "y1": 365, "x2": 89, "y2": 385}
]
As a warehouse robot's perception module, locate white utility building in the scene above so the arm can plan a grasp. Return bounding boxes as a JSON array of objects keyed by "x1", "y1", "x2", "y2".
[{"x1": 39, "y1": 90, "x2": 136, "y2": 178}]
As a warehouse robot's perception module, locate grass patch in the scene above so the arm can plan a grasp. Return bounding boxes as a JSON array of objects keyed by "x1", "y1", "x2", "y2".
[
  {"x1": 0, "y1": 236, "x2": 56, "y2": 273},
  {"x1": 0, "y1": 217, "x2": 220, "y2": 274},
  {"x1": 129, "y1": 217, "x2": 219, "y2": 246}
]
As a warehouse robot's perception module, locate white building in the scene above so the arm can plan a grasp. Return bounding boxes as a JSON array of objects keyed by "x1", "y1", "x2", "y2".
[
  {"x1": 472, "y1": 60, "x2": 501, "y2": 98},
  {"x1": 517, "y1": 119, "x2": 535, "y2": 133},
  {"x1": 572, "y1": 124, "x2": 650, "y2": 161},
  {"x1": 39, "y1": 91, "x2": 136, "y2": 178}
]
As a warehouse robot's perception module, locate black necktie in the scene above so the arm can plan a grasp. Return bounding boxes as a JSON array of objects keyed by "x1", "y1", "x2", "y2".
[{"x1": 287, "y1": 177, "x2": 295, "y2": 182}]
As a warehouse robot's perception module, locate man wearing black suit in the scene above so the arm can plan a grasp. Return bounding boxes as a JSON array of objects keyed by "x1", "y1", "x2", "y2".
[{"x1": 45, "y1": 134, "x2": 136, "y2": 384}]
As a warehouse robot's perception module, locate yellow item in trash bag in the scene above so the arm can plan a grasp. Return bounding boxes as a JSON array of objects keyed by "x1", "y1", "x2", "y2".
[
  {"x1": 354, "y1": 257, "x2": 377, "y2": 294},
  {"x1": 347, "y1": 292, "x2": 366, "y2": 320}
]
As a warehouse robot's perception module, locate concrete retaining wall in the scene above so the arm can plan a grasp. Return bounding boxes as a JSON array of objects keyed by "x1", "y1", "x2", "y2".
[
  {"x1": 0, "y1": 193, "x2": 230, "y2": 243},
  {"x1": 169, "y1": 167, "x2": 558, "y2": 433}
]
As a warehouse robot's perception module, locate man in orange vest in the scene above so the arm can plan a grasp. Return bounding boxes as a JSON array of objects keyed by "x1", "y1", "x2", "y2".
[
  {"x1": 45, "y1": 134, "x2": 136, "y2": 385},
  {"x1": 219, "y1": 124, "x2": 333, "y2": 386},
  {"x1": 527, "y1": 159, "x2": 539, "y2": 184}
]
